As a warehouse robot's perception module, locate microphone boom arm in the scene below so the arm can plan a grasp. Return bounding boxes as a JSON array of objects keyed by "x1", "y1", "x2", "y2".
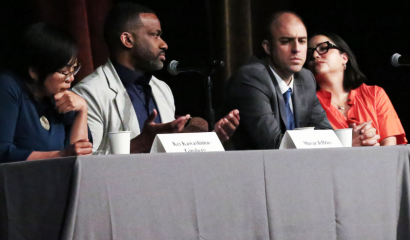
[{"x1": 167, "y1": 60, "x2": 225, "y2": 131}]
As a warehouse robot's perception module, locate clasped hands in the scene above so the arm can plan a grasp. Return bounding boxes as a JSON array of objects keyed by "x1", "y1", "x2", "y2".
[
  {"x1": 133, "y1": 109, "x2": 240, "y2": 153},
  {"x1": 349, "y1": 121, "x2": 380, "y2": 146}
]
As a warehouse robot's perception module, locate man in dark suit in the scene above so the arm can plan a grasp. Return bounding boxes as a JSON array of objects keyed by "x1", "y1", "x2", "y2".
[{"x1": 227, "y1": 11, "x2": 379, "y2": 149}]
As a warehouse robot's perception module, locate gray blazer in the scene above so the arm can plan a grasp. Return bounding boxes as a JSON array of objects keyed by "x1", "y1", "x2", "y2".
[
  {"x1": 227, "y1": 56, "x2": 332, "y2": 150},
  {"x1": 73, "y1": 59, "x2": 175, "y2": 154}
]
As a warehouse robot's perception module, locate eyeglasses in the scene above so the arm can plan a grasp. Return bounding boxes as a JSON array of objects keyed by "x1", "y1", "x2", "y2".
[
  {"x1": 307, "y1": 41, "x2": 340, "y2": 59},
  {"x1": 56, "y1": 64, "x2": 81, "y2": 82}
]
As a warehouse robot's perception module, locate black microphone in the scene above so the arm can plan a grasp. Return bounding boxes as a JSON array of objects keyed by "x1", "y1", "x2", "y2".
[
  {"x1": 391, "y1": 53, "x2": 410, "y2": 67},
  {"x1": 167, "y1": 60, "x2": 225, "y2": 75}
]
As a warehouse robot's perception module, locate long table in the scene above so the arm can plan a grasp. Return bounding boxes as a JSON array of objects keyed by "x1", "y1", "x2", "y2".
[{"x1": 1, "y1": 146, "x2": 410, "y2": 240}]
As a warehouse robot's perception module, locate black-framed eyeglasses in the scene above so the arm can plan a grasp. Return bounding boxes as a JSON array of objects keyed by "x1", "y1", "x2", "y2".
[
  {"x1": 56, "y1": 63, "x2": 81, "y2": 82},
  {"x1": 307, "y1": 41, "x2": 340, "y2": 59}
]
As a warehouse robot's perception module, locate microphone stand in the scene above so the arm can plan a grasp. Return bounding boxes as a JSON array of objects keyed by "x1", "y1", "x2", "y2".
[
  {"x1": 202, "y1": 63, "x2": 224, "y2": 131},
  {"x1": 189, "y1": 68, "x2": 217, "y2": 131},
  {"x1": 168, "y1": 61, "x2": 224, "y2": 131},
  {"x1": 205, "y1": 75, "x2": 215, "y2": 131}
]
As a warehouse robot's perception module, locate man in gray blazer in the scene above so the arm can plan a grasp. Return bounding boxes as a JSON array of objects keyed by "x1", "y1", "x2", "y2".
[
  {"x1": 227, "y1": 12, "x2": 379, "y2": 150},
  {"x1": 73, "y1": 3, "x2": 239, "y2": 154}
]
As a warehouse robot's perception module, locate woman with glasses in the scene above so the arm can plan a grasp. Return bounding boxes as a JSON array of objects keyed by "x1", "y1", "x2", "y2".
[
  {"x1": 0, "y1": 23, "x2": 92, "y2": 163},
  {"x1": 307, "y1": 33, "x2": 406, "y2": 145}
]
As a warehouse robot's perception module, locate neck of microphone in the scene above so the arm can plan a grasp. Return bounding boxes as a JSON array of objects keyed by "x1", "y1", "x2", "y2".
[
  {"x1": 167, "y1": 60, "x2": 199, "y2": 75},
  {"x1": 167, "y1": 60, "x2": 225, "y2": 76}
]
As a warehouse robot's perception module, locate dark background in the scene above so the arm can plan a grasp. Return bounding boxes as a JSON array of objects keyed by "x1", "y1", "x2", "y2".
[{"x1": 1, "y1": 0, "x2": 410, "y2": 134}]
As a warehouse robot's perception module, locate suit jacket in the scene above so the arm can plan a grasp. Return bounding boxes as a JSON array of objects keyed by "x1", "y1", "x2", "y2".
[
  {"x1": 73, "y1": 59, "x2": 175, "y2": 154},
  {"x1": 227, "y1": 56, "x2": 332, "y2": 150}
]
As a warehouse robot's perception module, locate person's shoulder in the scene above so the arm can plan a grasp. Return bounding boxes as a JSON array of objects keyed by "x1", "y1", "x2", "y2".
[
  {"x1": 232, "y1": 56, "x2": 270, "y2": 85},
  {"x1": 237, "y1": 56, "x2": 267, "y2": 74},
  {"x1": 355, "y1": 83, "x2": 385, "y2": 97},
  {"x1": 74, "y1": 65, "x2": 106, "y2": 88},
  {"x1": 0, "y1": 71, "x2": 22, "y2": 88},
  {"x1": 0, "y1": 71, "x2": 25, "y2": 96},
  {"x1": 72, "y1": 63, "x2": 110, "y2": 99},
  {"x1": 357, "y1": 83, "x2": 382, "y2": 91},
  {"x1": 150, "y1": 75, "x2": 173, "y2": 96},
  {"x1": 150, "y1": 75, "x2": 168, "y2": 86},
  {"x1": 295, "y1": 68, "x2": 315, "y2": 80},
  {"x1": 294, "y1": 68, "x2": 316, "y2": 89}
]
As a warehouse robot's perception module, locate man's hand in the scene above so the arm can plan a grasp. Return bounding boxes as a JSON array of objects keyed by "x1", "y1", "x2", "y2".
[
  {"x1": 131, "y1": 110, "x2": 190, "y2": 153},
  {"x1": 61, "y1": 139, "x2": 93, "y2": 156},
  {"x1": 214, "y1": 109, "x2": 240, "y2": 143},
  {"x1": 54, "y1": 91, "x2": 87, "y2": 114},
  {"x1": 349, "y1": 121, "x2": 380, "y2": 146}
]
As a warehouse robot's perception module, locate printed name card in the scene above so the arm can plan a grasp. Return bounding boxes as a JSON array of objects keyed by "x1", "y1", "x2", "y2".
[
  {"x1": 279, "y1": 130, "x2": 343, "y2": 149},
  {"x1": 150, "y1": 132, "x2": 225, "y2": 153}
]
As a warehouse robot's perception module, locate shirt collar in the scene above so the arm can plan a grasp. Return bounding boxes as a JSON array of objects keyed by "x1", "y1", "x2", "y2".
[
  {"x1": 317, "y1": 88, "x2": 332, "y2": 108},
  {"x1": 347, "y1": 88, "x2": 356, "y2": 105},
  {"x1": 111, "y1": 60, "x2": 152, "y2": 86},
  {"x1": 317, "y1": 88, "x2": 357, "y2": 106},
  {"x1": 269, "y1": 66, "x2": 294, "y2": 94}
]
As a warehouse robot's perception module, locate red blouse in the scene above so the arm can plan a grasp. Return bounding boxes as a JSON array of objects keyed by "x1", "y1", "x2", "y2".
[{"x1": 317, "y1": 84, "x2": 407, "y2": 144}]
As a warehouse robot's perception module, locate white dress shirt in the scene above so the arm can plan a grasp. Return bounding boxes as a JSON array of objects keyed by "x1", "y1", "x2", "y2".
[{"x1": 269, "y1": 66, "x2": 294, "y2": 112}]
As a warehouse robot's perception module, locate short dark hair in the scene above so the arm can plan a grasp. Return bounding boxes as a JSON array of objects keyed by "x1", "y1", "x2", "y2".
[
  {"x1": 263, "y1": 11, "x2": 305, "y2": 41},
  {"x1": 310, "y1": 32, "x2": 367, "y2": 91},
  {"x1": 104, "y1": 2, "x2": 155, "y2": 52},
  {"x1": 22, "y1": 23, "x2": 78, "y2": 85}
]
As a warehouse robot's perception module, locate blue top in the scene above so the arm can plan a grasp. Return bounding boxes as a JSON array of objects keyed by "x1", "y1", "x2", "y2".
[
  {"x1": 0, "y1": 72, "x2": 81, "y2": 163},
  {"x1": 112, "y1": 61, "x2": 161, "y2": 130}
]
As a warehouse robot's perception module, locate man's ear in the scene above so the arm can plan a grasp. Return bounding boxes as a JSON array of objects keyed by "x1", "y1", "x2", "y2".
[
  {"x1": 120, "y1": 32, "x2": 134, "y2": 49},
  {"x1": 28, "y1": 68, "x2": 38, "y2": 81},
  {"x1": 262, "y1": 40, "x2": 271, "y2": 56}
]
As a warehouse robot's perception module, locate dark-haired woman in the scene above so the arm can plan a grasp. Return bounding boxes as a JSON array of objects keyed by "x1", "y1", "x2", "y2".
[
  {"x1": 0, "y1": 23, "x2": 92, "y2": 163},
  {"x1": 307, "y1": 33, "x2": 406, "y2": 146}
]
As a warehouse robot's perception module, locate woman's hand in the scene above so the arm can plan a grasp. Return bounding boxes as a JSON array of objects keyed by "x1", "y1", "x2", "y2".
[
  {"x1": 60, "y1": 139, "x2": 92, "y2": 157},
  {"x1": 350, "y1": 121, "x2": 380, "y2": 146},
  {"x1": 54, "y1": 91, "x2": 87, "y2": 114}
]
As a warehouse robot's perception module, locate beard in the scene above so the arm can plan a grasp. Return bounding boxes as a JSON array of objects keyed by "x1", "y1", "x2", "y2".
[
  {"x1": 135, "y1": 46, "x2": 165, "y2": 72},
  {"x1": 148, "y1": 57, "x2": 164, "y2": 71}
]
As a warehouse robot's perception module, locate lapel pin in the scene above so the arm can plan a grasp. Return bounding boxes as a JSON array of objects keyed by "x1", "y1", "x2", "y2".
[{"x1": 40, "y1": 116, "x2": 50, "y2": 130}]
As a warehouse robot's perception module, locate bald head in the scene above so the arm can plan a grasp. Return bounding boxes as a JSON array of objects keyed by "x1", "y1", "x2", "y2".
[{"x1": 264, "y1": 11, "x2": 305, "y2": 41}]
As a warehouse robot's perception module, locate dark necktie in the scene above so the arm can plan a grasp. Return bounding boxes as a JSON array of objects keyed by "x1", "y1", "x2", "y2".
[{"x1": 283, "y1": 88, "x2": 295, "y2": 130}]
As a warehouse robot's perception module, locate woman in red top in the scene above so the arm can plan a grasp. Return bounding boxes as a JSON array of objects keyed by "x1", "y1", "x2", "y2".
[{"x1": 307, "y1": 33, "x2": 407, "y2": 145}]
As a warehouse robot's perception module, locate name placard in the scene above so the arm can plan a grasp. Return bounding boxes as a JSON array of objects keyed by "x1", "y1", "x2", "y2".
[
  {"x1": 279, "y1": 130, "x2": 343, "y2": 149},
  {"x1": 150, "y1": 132, "x2": 225, "y2": 153}
]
